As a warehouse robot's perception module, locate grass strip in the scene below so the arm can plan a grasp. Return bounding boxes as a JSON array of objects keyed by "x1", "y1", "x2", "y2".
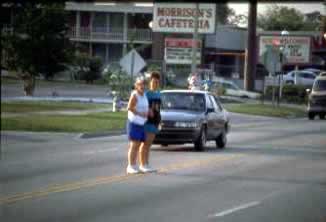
[
  {"x1": 224, "y1": 103, "x2": 306, "y2": 118},
  {"x1": 1, "y1": 101, "x2": 110, "y2": 113},
  {"x1": 1, "y1": 112, "x2": 127, "y2": 133}
]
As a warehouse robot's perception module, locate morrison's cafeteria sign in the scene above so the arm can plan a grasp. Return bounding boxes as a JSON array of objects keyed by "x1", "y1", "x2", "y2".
[
  {"x1": 259, "y1": 35, "x2": 312, "y2": 64},
  {"x1": 152, "y1": 3, "x2": 216, "y2": 34}
]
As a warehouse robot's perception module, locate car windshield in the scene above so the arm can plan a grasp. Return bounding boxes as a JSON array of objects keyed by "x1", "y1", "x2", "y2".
[
  {"x1": 313, "y1": 79, "x2": 326, "y2": 91},
  {"x1": 161, "y1": 93, "x2": 205, "y2": 112}
]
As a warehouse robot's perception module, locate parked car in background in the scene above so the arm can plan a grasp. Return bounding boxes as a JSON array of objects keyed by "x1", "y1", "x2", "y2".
[
  {"x1": 303, "y1": 68, "x2": 323, "y2": 76},
  {"x1": 154, "y1": 90, "x2": 230, "y2": 151},
  {"x1": 283, "y1": 70, "x2": 316, "y2": 86},
  {"x1": 307, "y1": 75, "x2": 326, "y2": 120},
  {"x1": 319, "y1": 72, "x2": 326, "y2": 77},
  {"x1": 211, "y1": 79, "x2": 261, "y2": 99}
]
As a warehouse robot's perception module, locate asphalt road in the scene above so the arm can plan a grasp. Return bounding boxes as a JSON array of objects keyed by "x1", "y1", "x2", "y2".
[{"x1": 1, "y1": 114, "x2": 326, "y2": 222}]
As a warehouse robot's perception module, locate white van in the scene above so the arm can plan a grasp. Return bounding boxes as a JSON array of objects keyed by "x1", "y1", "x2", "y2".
[{"x1": 307, "y1": 76, "x2": 326, "y2": 120}]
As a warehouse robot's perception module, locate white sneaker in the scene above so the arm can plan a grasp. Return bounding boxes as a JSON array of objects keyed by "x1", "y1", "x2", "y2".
[
  {"x1": 139, "y1": 165, "x2": 157, "y2": 173},
  {"x1": 126, "y1": 165, "x2": 140, "y2": 174}
]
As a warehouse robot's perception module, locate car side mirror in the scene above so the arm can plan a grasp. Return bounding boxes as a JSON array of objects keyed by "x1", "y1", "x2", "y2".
[{"x1": 207, "y1": 108, "x2": 214, "y2": 113}]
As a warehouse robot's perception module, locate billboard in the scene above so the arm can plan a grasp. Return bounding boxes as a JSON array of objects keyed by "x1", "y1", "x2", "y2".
[
  {"x1": 164, "y1": 38, "x2": 201, "y2": 64},
  {"x1": 152, "y1": 3, "x2": 216, "y2": 34},
  {"x1": 259, "y1": 35, "x2": 312, "y2": 65}
]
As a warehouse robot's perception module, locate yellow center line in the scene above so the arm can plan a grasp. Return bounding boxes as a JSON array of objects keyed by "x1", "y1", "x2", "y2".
[{"x1": 0, "y1": 154, "x2": 243, "y2": 205}]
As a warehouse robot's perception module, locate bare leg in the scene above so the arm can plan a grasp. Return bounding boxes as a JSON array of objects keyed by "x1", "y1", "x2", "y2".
[
  {"x1": 128, "y1": 140, "x2": 140, "y2": 166},
  {"x1": 139, "y1": 133, "x2": 156, "y2": 166}
]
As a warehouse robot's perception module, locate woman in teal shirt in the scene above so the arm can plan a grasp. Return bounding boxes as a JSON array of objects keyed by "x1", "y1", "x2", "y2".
[{"x1": 139, "y1": 72, "x2": 161, "y2": 173}]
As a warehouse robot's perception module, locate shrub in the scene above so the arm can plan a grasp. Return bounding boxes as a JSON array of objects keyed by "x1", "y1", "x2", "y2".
[
  {"x1": 265, "y1": 84, "x2": 309, "y2": 104},
  {"x1": 103, "y1": 65, "x2": 133, "y2": 101},
  {"x1": 73, "y1": 53, "x2": 102, "y2": 83}
]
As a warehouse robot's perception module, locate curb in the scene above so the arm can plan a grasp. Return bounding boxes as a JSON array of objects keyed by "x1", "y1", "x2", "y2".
[{"x1": 79, "y1": 130, "x2": 125, "y2": 139}]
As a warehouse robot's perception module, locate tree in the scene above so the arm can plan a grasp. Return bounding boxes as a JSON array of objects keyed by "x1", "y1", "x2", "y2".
[
  {"x1": 2, "y1": 2, "x2": 73, "y2": 95},
  {"x1": 257, "y1": 5, "x2": 321, "y2": 31},
  {"x1": 216, "y1": 3, "x2": 234, "y2": 25},
  {"x1": 227, "y1": 8, "x2": 248, "y2": 26}
]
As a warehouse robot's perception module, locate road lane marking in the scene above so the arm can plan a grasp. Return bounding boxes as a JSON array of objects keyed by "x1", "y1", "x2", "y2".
[
  {"x1": 0, "y1": 154, "x2": 242, "y2": 205},
  {"x1": 212, "y1": 201, "x2": 260, "y2": 217},
  {"x1": 82, "y1": 148, "x2": 118, "y2": 155}
]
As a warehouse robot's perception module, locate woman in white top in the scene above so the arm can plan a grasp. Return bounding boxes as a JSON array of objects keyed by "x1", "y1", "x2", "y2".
[{"x1": 126, "y1": 77, "x2": 149, "y2": 174}]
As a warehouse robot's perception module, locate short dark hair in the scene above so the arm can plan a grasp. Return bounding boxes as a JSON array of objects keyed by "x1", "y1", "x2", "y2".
[{"x1": 150, "y1": 71, "x2": 160, "y2": 80}]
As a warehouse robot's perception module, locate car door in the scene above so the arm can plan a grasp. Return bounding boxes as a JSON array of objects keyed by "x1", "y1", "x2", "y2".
[
  {"x1": 205, "y1": 94, "x2": 218, "y2": 139},
  {"x1": 207, "y1": 94, "x2": 223, "y2": 139},
  {"x1": 303, "y1": 72, "x2": 316, "y2": 85},
  {"x1": 211, "y1": 95, "x2": 226, "y2": 136}
]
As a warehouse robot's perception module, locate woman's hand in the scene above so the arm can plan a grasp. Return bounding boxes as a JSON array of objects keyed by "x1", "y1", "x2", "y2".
[
  {"x1": 138, "y1": 112, "x2": 148, "y2": 118},
  {"x1": 148, "y1": 110, "x2": 154, "y2": 118}
]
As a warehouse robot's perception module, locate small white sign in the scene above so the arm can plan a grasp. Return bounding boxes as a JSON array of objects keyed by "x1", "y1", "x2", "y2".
[
  {"x1": 152, "y1": 3, "x2": 216, "y2": 34},
  {"x1": 119, "y1": 49, "x2": 146, "y2": 76},
  {"x1": 164, "y1": 38, "x2": 201, "y2": 64}
]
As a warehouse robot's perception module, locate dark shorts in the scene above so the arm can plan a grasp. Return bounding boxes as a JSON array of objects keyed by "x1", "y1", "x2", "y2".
[
  {"x1": 144, "y1": 123, "x2": 159, "y2": 134},
  {"x1": 128, "y1": 121, "x2": 146, "y2": 142}
]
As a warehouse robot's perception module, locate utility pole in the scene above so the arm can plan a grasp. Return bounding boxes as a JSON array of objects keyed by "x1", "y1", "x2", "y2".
[
  {"x1": 191, "y1": 3, "x2": 199, "y2": 75},
  {"x1": 244, "y1": 1, "x2": 257, "y2": 91}
]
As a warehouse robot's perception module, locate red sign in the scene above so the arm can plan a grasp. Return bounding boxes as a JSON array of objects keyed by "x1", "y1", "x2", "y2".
[{"x1": 165, "y1": 38, "x2": 201, "y2": 48}]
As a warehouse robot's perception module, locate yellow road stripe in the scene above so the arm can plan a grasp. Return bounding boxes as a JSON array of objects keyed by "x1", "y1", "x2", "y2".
[{"x1": 0, "y1": 154, "x2": 242, "y2": 205}]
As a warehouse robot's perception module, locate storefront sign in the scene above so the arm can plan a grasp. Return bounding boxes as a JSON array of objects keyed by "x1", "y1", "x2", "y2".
[
  {"x1": 152, "y1": 3, "x2": 216, "y2": 34},
  {"x1": 259, "y1": 36, "x2": 311, "y2": 64},
  {"x1": 165, "y1": 38, "x2": 201, "y2": 64}
]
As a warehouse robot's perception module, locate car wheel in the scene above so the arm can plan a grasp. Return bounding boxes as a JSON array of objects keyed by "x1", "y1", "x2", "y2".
[
  {"x1": 194, "y1": 127, "x2": 206, "y2": 151},
  {"x1": 308, "y1": 112, "x2": 315, "y2": 120},
  {"x1": 320, "y1": 114, "x2": 325, "y2": 120},
  {"x1": 216, "y1": 130, "x2": 227, "y2": 149}
]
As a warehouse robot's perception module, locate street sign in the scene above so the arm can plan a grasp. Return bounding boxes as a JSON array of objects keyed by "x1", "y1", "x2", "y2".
[
  {"x1": 164, "y1": 38, "x2": 201, "y2": 64},
  {"x1": 152, "y1": 3, "x2": 216, "y2": 34},
  {"x1": 119, "y1": 49, "x2": 146, "y2": 76}
]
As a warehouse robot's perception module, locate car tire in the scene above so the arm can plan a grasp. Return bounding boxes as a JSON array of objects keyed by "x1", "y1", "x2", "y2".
[
  {"x1": 320, "y1": 114, "x2": 325, "y2": 120},
  {"x1": 194, "y1": 127, "x2": 206, "y2": 151},
  {"x1": 308, "y1": 112, "x2": 315, "y2": 120},
  {"x1": 216, "y1": 130, "x2": 227, "y2": 149},
  {"x1": 161, "y1": 144, "x2": 168, "y2": 147}
]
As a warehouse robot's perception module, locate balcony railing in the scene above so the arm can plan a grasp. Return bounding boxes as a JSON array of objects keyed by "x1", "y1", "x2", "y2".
[{"x1": 68, "y1": 26, "x2": 152, "y2": 42}]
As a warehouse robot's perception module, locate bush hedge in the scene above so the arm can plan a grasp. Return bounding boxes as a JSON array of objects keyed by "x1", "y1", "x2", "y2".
[{"x1": 265, "y1": 84, "x2": 309, "y2": 104}]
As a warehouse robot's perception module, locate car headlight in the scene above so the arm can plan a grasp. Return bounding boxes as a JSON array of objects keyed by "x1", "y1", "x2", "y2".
[{"x1": 174, "y1": 121, "x2": 199, "y2": 128}]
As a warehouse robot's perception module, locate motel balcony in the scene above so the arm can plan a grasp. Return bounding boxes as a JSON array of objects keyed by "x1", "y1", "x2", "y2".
[{"x1": 68, "y1": 26, "x2": 153, "y2": 43}]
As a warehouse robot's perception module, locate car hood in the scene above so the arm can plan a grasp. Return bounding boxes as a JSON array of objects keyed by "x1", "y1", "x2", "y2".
[{"x1": 161, "y1": 110, "x2": 203, "y2": 121}]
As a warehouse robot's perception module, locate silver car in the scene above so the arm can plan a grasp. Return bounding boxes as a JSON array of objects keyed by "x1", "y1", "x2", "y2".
[{"x1": 154, "y1": 90, "x2": 230, "y2": 151}]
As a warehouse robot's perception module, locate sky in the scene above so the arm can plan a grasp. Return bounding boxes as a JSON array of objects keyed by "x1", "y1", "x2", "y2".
[{"x1": 228, "y1": 2, "x2": 325, "y2": 16}]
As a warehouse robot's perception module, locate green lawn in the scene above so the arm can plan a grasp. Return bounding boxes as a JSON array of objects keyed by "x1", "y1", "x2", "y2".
[
  {"x1": 1, "y1": 76, "x2": 107, "y2": 86},
  {"x1": 224, "y1": 103, "x2": 306, "y2": 118},
  {"x1": 1, "y1": 111, "x2": 127, "y2": 133},
  {"x1": 1, "y1": 101, "x2": 110, "y2": 113},
  {"x1": 1, "y1": 77, "x2": 21, "y2": 84},
  {"x1": 1, "y1": 101, "x2": 307, "y2": 133}
]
